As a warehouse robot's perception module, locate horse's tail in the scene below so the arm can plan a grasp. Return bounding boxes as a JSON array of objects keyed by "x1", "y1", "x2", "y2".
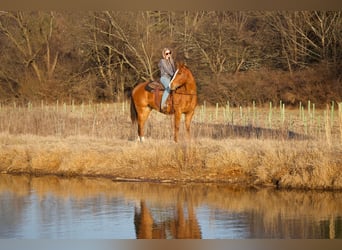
[{"x1": 130, "y1": 93, "x2": 138, "y2": 124}]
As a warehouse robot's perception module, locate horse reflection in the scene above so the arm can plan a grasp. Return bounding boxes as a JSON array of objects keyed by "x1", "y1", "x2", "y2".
[{"x1": 134, "y1": 199, "x2": 202, "y2": 239}]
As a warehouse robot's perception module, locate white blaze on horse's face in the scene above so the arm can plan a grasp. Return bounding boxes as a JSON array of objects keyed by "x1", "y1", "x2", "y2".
[{"x1": 169, "y1": 69, "x2": 179, "y2": 90}]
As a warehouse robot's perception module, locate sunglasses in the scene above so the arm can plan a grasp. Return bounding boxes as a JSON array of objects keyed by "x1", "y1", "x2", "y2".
[{"x1": 165, "y1": 52, "x2": 171, "y2": 55}]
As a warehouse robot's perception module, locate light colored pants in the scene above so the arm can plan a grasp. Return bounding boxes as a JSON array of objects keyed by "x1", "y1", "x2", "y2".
[{"x1": 160, "y1": 76, "x2": 171, "y2": 107}]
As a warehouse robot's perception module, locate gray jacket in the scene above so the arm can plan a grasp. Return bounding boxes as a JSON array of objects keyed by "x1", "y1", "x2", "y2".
[{"x1": 158, "y1": 59, "x2": 175, "y2": 79}]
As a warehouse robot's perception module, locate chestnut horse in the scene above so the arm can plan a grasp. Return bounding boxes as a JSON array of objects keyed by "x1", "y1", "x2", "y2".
[{"x1": 130, "y1": 63, "x2": 197, "y2": 142}]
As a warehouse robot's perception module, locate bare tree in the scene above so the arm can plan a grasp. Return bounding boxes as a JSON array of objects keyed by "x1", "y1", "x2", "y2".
[
  {"x1": 177, "y1": 11, "x2": 255, "y2": 79},
  {"x1": 183, "y1": 11, "x2": 231, "y2": 78},
  {"x1": 0, "y1": 11, "x2": 340, "y2": 104},
  {"x1": 0, "y1": 11, "x2": 60, "y2": 99},
  {"x1": 88, "y1": 11, "x2": 172, "y2": 100},
  {"x1": 301, "y1": 11, "x2": 341, "y2": 68},
  {"x1": 265, "y1": 11, "x2": 342, "y2": 73}
]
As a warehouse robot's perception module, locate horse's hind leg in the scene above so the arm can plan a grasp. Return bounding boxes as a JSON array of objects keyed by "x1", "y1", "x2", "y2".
[{"x1": 137, "y1": 106, "x2": 151, "y2": 142}]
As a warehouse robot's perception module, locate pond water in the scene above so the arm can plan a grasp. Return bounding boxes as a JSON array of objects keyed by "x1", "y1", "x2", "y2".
[{"x1": 0, "y1": 174, "x2": 341, "y2": 239}]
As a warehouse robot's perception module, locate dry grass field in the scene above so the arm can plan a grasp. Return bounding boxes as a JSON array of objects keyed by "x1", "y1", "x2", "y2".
[{"x1": 0, "y1": 100, "x2": 341, "y2": 189}]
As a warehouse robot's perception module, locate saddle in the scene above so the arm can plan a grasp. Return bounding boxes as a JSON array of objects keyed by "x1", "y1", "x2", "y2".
[
  {"x1": 145, "y1": 81, "x2": 165, "y2": 92},
  {"x1": 145, "y1": 80, "x2": 173, "y2": 114}
]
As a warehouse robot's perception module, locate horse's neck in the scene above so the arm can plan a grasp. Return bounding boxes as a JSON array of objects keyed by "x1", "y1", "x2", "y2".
[
  {"x1": 178, "y1": 82, "x2": 196, "y2": 95},
  {"x1": 185, "y1": 74, "x2": 197, "y2": 92}
]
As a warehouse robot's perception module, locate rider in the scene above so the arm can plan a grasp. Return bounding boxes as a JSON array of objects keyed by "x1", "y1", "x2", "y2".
[{"x1": 159, "y1": 47, "x2": 176, "y2": 111}]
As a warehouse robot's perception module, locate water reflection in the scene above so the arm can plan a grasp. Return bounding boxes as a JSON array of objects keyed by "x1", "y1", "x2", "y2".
[
  {"x1": 134, "y1": 198, "x2": 201, "y2": 239},
  {"x1": 0, "y1": 174, "x2": 341, "y2": 239}
]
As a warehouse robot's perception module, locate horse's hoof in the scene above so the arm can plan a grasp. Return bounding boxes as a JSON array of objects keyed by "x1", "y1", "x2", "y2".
[{"x1": 136, "y1": 136, "x2": 145, "y2": 142}]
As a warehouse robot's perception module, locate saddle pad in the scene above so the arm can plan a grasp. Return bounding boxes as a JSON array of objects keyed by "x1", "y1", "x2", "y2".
[{"x1": 145, "y1": 81, "x2": 165, "y2": 92}]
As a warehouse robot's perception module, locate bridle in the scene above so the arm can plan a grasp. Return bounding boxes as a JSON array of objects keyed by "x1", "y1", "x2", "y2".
[{"x1": 169, "y1": 68, "x2": 196, "y2": 95}]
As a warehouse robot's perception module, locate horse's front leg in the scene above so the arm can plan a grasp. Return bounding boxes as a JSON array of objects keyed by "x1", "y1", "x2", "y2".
[
  {"x1": 184, "y1": 110, "x2": 195, "y2": 141},
  {"x1": 173, "y1": 111, "x2": 182, "y2": 142}
]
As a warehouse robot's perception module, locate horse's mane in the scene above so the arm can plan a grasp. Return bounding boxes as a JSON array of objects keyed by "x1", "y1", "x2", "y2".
[{"x1": 176, "y1": 61, "x2": 188, "y2": 70}]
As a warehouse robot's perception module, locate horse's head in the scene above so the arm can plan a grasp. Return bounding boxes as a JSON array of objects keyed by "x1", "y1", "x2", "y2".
[{"x1": 169, "y1": 62, "x2": 194, "y2": 91}]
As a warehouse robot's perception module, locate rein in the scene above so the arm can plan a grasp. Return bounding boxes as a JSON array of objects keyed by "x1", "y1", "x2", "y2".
[
  {"x1": 169, "y1": 69, "x2": 179, "y2": 86},
  {"x1": 174, "y1": 90, "x2": 197, "y2": 96}
]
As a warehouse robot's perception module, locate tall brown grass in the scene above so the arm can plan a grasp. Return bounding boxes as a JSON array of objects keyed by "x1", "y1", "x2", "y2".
[{"x1": 0, "y1": 101, "x2": 341, "y2": 189}]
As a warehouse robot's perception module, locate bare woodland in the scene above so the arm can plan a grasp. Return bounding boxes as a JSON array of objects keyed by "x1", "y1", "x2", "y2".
[{"x1": 0, "y1": 11, "x2": 341, "y2": 107}]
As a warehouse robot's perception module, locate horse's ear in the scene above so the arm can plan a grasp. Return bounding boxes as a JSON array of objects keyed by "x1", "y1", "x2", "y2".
[{"x1": 176, "y1": 61, "x2": 186, "y2": 69}]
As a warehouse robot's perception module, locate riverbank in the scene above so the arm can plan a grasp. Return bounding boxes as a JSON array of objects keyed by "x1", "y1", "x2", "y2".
[
  {"x1": 1, "y1": 102, "x2": 341, "y2": 189},
  {"x1": 1, "y1": 133, "x2": 341, "y2": 189}
]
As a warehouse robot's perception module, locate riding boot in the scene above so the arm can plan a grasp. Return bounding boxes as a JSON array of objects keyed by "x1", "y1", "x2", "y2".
[{"x1": 161, "y1": 103, "x2": 168, "y2": 113}]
